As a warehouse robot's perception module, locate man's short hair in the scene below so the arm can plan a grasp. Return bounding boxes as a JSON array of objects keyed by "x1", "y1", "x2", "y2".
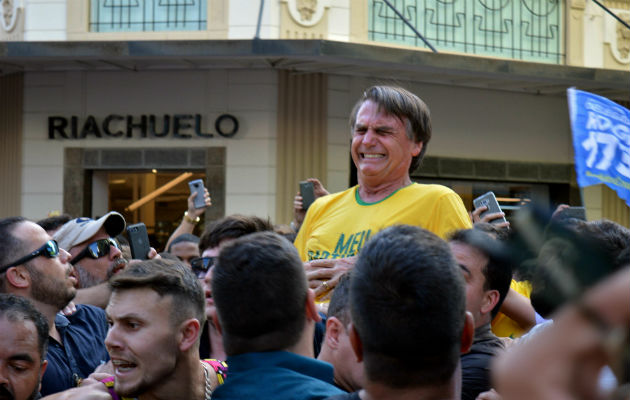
[
  {"x1": 198, "y1": 215, "x2": 273, "y2": 252},
  {"x1": 351, "y1": 225, "x2": 465, "y2": 387},
  {"x1": 108, "y1": 259, "x2": 205, "y2": 327},
  {"x1": 212, "y1": 231, "x2": 308, "y2": 355},
  {"x1": 449, "y1": 229, "x2": 513, "y2": 317},
  {"x1": 0, "y1": 293, "x2": 49, "y2": 361},
  {"x1": 0, "y1": 217, "x2": 28, "y2": 290},
  {"x1": 349, "y1": 85, "x2": 432, "y2": 173},
  {"x1": 36, "y1": 214, "x2": 73, "y2": 234},
  {"x1": 327, "y1": 273, "x2": 352, "y2": 326},
  {"x1": 167, "y1": 233, "x2": 200, "y2": 253}
]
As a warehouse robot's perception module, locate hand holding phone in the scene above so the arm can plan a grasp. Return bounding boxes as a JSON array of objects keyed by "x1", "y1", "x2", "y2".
[
  {"x1": 126, "y1": 223, "x2": 151, "y2": 260},
  {"x1": 300, "y1": 181, "x2": 316, "y2": 211},
  {"x1": 188, "y1": 179, "x2": 207, "y2": 209},
  {"x1": 473, "y1": 191, "x2": 508, "y2": 225}
]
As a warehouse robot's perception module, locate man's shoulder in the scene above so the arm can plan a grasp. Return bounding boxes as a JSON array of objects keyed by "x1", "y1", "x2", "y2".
[
  {"x1": 406, "y1": 182, "x2": 459, "y2": 197},
  {"x1": 325, "y1": 392, "x2": 361, "y2": 400},
  {"x1": 62, "y1": 304, "x2": 108, "y2": 333},
  {"x1": 72, "y1": 304, "x2": 107, "y2": 320},
  {"x1": 215, "y1": 352, "x2": 343, "y2": 399}
]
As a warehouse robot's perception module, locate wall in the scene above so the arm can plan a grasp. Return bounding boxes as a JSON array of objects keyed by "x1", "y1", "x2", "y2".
[
  {"x1": 22, "y1": 68, "x2": 279, "y2": 220},
  {"x1": 24, "y1": 0, "x2": 66, "y2": 40},
  {"x1": 324, "y1": 74, "x2": 573, "y2": 191}
]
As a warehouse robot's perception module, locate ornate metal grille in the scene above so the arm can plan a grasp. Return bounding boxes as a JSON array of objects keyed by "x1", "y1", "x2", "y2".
[
  {"x1": 369, "y1": 0, "x2": 563, "y2": 64},
  {"x1": 90, "y1": 0, "x2": 206, "y2": 32}
]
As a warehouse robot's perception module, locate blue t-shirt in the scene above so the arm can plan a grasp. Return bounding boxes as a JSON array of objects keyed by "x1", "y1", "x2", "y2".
[
  {"x1": 41, "y1": 304, "x2": 110, "y2": 396},
  {"x1": 212, "y1": 351, "x2": 344, "y2": 400}
]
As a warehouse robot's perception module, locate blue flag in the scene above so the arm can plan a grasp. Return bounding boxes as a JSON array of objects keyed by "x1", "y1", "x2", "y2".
[{"x1": 567, "y1": 88, "x2": 630, "y2": 207}]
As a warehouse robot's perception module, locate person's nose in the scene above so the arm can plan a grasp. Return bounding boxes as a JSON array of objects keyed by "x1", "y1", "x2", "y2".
[
  {"x1": 104, "y1": 323, "x2": 122, "y2": 352},
  {"x1": 109, "y1": 243, "x2": 122, "y2": 260},
  {"x1": 59, "y1": 248, "x2": 71, "y2": 264},
  {"x1": 361, "y1": 128, "x2": 379, "y2": 146}
]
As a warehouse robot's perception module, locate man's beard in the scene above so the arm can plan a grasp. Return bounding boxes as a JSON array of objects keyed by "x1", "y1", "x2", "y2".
[
  {"x1": 75, "y1": 258, "x2": 126, "y2": 289},
  {"x1": 0, "y1": 378, "x2": 41, "y2": 400},
  {"x1": 27, "y1": 266, "x2": 75, "y2": 311}
]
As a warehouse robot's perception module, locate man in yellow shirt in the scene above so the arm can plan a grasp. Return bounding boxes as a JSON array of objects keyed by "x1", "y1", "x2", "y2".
[{"x1": 294, "y1": 85, "x2": 471, "y2": 298}]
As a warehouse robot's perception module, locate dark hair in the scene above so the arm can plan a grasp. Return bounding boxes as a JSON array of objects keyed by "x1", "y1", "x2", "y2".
[
  {"x1": 473, "y1": 222, "x2": 510, "y2": 242},
  {"x1": 449, "y1": 229, "x2": 513, "y2": 317},
  {"x1": 0, "y1": 293, "x2": 49, "y2": 361},
  {"x1": 349, "y1": 86, "x2": 432, "y2": 173},
  {"x1": 212, "y1": 231, "x2": 308, "y2": 355},
  {"x1": 198, "y1": 215, "x2": 273, "y2": 253},
  {"x1": 327, "y1": 273, "x2": 352, "y2": 326},
  {"x1": 109, "y1": 259, "x2": 205, "y2": 327},
  {"x1": 0, "y1": 217, "x2": 28, "y2": 290},
  {"x1": 578, "y1": 219, "x2": 630, "y2": 271},
  {"x1": 36, "y1": 214, "x2": 73, "y2": 234},
  {"x1": 167, "y1": 233, "x2": 200, "y2": 253},
  {"x1": 351, "y1": 225, "x2": 465, "y2": 387}
]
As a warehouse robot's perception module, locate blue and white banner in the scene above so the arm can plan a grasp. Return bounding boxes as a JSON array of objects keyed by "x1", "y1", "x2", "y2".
[{"x1": 567, "y1": 88, "x2": 630, "y2": 207}]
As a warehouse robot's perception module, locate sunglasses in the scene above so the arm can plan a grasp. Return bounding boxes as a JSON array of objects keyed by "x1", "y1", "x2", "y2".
[
  {"x1": 70, "y1": 238, "x2": 120, "y2": 265},
  {"x1": 0, "y1": 240, "x2": 60, "y2": 274},
  {"x1": 190, "y1": 257, "x2": 215, "y2": 278}
]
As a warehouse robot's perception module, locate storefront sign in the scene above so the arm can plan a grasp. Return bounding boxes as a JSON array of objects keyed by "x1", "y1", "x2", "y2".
[{"x1": 48, "y1": 114, "x2": 239, "y2": 139}]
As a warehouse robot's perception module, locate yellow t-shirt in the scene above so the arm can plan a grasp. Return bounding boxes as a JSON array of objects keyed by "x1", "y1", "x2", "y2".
[
  {"x1": 491, "y1": 280, "x2": 533, "y2": 338},
  {"x1": 294, "y1": 183, "x2": 472, "y2": 261}
]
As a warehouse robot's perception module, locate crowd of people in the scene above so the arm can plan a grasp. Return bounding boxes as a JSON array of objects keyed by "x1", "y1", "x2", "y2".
[{"x1": 0, "y1": 85, "x2": 628, "y2": 400}]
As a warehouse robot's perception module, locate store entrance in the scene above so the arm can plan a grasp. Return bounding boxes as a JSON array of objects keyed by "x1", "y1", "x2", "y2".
[{"x1": 93, "y1": 170, "x2": 206, "y2": 251}]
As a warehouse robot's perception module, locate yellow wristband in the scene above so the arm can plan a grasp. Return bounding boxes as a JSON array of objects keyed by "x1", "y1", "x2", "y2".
[{"x1": 184, "y1": 211, "x2": 200, "y2": 224}]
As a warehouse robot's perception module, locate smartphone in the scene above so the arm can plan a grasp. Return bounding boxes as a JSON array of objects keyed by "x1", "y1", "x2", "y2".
[
  {"x1": 126, "y1": 223, "x2": 151, "y2": 260},
  {"x1": 473, "y1": 191, "x2": 508, "y2": 225},
  {"x1": 300, "y1": 181, "x2": 315, "y2": 211},
  {"x1": 188, "y1": 179, "x2": 206, "y2": 209},
  {"x1": 559, "y1": 206, "x2": 587, "y2": 221}
]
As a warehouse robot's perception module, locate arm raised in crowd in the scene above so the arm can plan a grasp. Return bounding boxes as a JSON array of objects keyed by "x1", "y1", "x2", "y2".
[{"x1": 164, "y1": 188, "x2": 211, "y2": 251}]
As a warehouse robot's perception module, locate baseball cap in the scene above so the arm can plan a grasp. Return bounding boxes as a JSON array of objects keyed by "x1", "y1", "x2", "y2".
[{"x1": 53, "y1": 211, "x2": 126, "y2": 251}]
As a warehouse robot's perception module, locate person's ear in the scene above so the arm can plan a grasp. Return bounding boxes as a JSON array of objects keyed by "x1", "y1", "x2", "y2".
[
  {"x1": 460, "y1": 311, "x2": 475, "y2": 354},
  {"x1": 38, "y1": 360, "x2": 48, "y2": 389},
  {"x1": 5, "y1": 266, "x2": 30, "y2": 289},
  {"x1": 325, "y1": 316, "x2": 343, "y2": 349},
  {"x1": 348, "y1": 323, "x2": 363, "y2": 362},
  {"x1": 305, "y1": 289, "x2": 321, "y2": 323},
  {"x1": 211, "y1": 309, "x2": 222, "y2": 336},
  {"x1": 481, "y1": 289, "x2": 500, "y2": 316},
  {"x1": 178, "y1": 318, "x2": 201, "y2": 352},
  {"x1": 411, "y1": 141, "x2": 423, "y2": 157}
]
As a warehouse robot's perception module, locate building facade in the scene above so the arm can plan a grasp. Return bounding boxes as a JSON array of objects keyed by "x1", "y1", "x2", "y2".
[{"x1": 0, "y1": 0, "x2": 628, "y2": 244}]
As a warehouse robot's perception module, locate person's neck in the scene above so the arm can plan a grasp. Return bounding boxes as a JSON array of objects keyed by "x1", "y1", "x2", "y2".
[
  {"x1": 28, "y1": 298, "x2": 62, "y2": 343},
  {"x1": 362, "y1": 378, "x2": 457, "y2": 400},
  {"x1": 357, "y1": 176, "x2": 412, "y2": 203},
  {"x1": 208, "y1": 322, "x2": 226, "y2": 360},
  {"x1": 139, "y1": 354, "x2": 207, "y2": 400},
  {"x1": 286, "y1": 321, "x2": 316, "y2": 358}
]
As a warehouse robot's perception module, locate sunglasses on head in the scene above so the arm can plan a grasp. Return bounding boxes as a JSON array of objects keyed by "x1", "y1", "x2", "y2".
[
  {"x1": 0, "y1": 240, "x2": 60, "y2": 274},
  {"x1": 190, "y1": 256, "x2": 215, "y2": 278},
  {"x1": 70, "y1": 238, "x2": 120, "y2": 265}
]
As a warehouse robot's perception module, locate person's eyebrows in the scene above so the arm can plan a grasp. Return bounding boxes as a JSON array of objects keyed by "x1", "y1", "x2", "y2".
[
  {"x1": 458, "y1": 264, "x2": 471, "y2": 277},
  {"x1": 9, "y1": 353, "x2": 36, "y2": 363}
]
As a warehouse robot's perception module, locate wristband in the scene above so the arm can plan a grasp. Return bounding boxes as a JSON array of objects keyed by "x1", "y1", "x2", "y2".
[{"x1": 184, "y1": 211, "x2": 200, "y2": 225}]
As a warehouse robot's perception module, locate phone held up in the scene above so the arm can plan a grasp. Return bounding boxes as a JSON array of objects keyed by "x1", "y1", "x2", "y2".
[
  {"x1": 126, "y1": 222, "x2": 151, "y2": 260},
  {"x1": 473, "y1": 191, "x2": 508, "y2": 225},
  {"x1": 188, "y1": 179, "x2": 207, "y2": 209},
  {"x1": 300, "y1": 181, "x2": 316, "y2": 211}
]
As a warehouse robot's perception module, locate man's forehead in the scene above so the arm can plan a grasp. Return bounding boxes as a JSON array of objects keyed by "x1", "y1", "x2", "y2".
[
  {"x1": 107, "y1": 288, "x2": 172, "y2": 318},
  {"x1": 0, "y1": 316, "x2": 40, "y2": 354},
  {"x1": 14, "y1": 221, "x2": 50, "y2": 247}
]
